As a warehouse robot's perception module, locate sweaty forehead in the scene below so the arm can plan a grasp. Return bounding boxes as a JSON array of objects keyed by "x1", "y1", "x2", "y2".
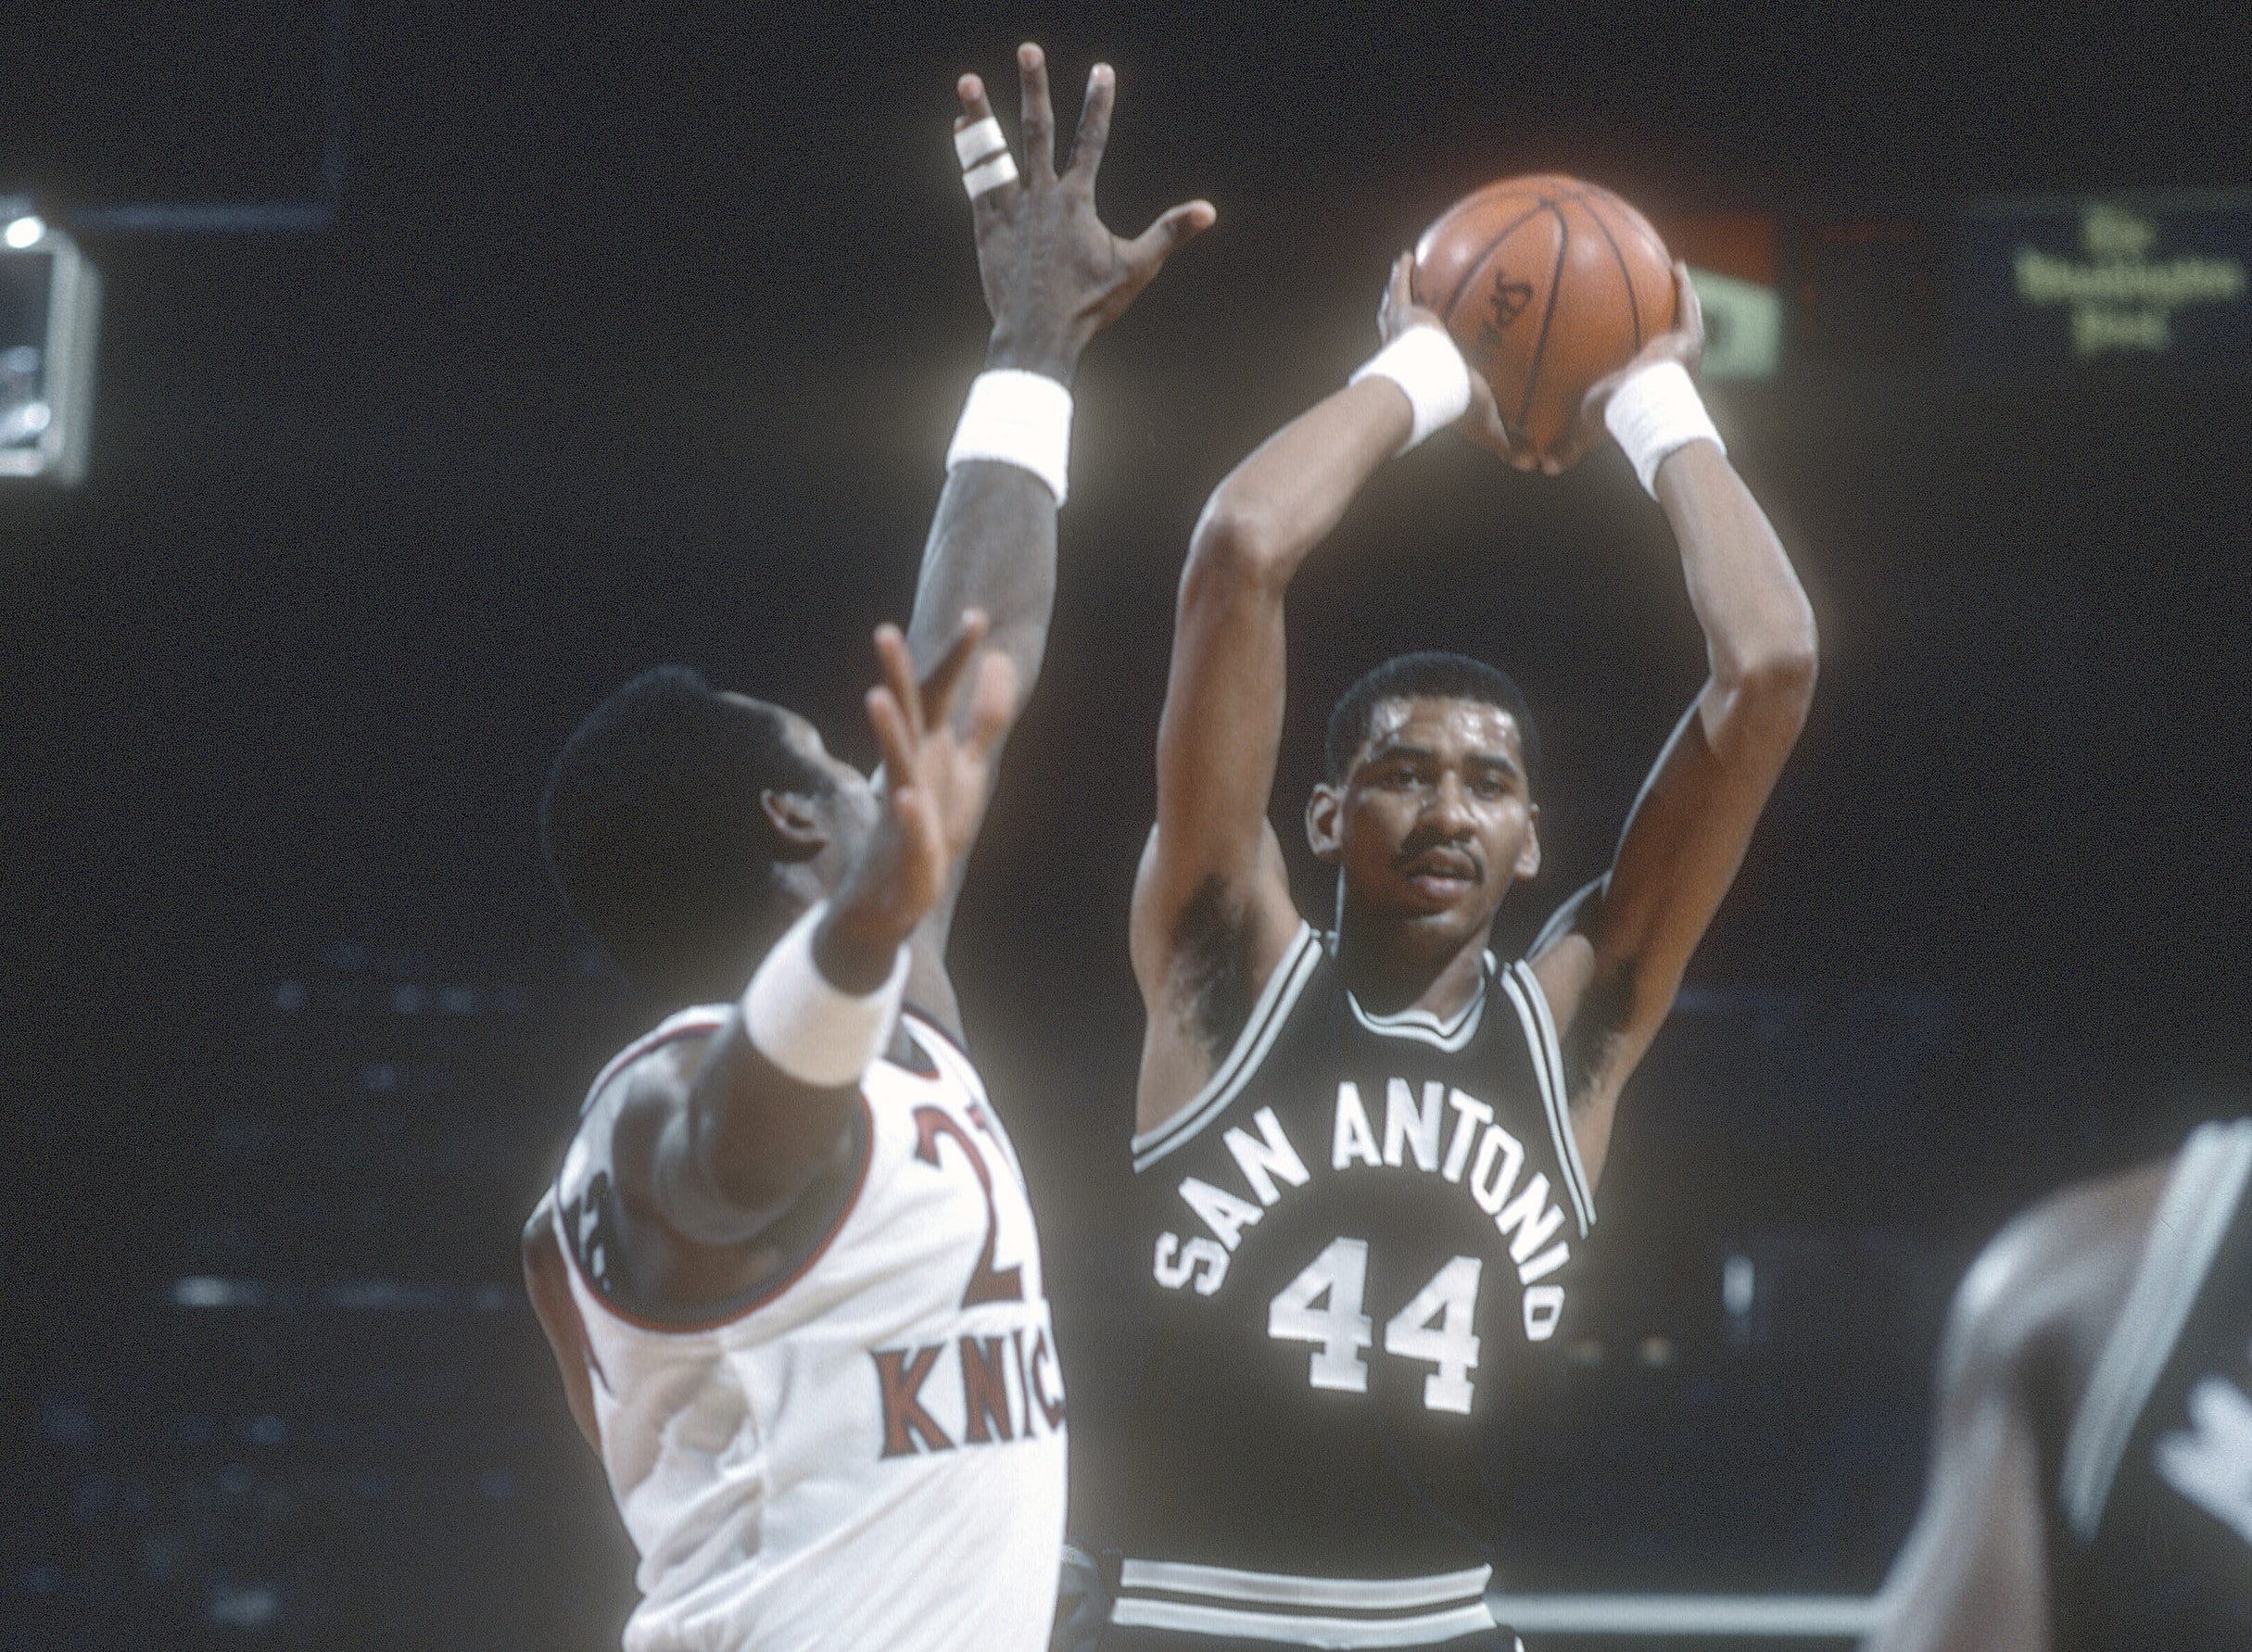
[{"x1": 1357, "y1": 695, "x2": 1524, "y2": 765}]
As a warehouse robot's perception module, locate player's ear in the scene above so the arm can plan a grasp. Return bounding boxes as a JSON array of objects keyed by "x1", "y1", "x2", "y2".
[
  {"x1": 759, "y1": 788, "x2": 829, "y2": 863},
  {"x1": 1306, "y1": 783, "x2": 1344, "y2": 864},
  {"x1": 1513, "y1": 801, "x2": 1541, "y2": 881}
]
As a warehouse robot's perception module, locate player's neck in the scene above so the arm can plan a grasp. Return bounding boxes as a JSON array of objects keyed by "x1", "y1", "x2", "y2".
[{"x1": 1333, "y1": 923, "x2": 1487, "y2": 1024}]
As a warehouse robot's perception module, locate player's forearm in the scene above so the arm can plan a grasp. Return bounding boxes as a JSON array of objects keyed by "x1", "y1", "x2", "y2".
[
  {"x1": 905, "y1": 456, "x2": 1056, "y2": 722},
  {"x1": 1189, "y1": 378, "x2": 1411, "y2": 593},
  {"x1": 904, "y1": 315, "x2": 1079, "y2": 715},
  {"x1": 1654, "y1": 442, "x2": 1818, "y2": 700}
]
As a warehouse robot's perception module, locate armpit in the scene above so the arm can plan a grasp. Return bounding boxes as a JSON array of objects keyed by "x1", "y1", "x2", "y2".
[{"x1": 1170, "y1": 876, "x2": 1257, "y2": 1061}]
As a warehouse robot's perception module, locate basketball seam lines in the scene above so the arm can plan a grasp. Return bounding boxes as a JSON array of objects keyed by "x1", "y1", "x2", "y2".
[
  {"x1": 1518, "y1": 204, "x2": 1571, "y2": 430},
  {"x1": 1581, "y1": 204, "x2": 1645, "y2": 352},
  {"x1": 1437, "y1": 199, "x2": 1554, "y2": 331}
]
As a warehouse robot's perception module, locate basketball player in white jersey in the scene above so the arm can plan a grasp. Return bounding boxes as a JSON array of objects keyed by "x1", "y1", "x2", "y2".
[
  {"x1": 1107, "y1": 260, "x2": 1817, "y2": 1645},
  {"x1": 518, "y1": 48, "x2": 1212, "y2": 1651},
  {"x1": 1868, "y1": 1118, "x2": 2252, "y2": 1651}
]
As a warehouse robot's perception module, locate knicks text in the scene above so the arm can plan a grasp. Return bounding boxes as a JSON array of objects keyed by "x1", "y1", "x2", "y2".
[{"x1": 871, "y1": 1326, "x2": 1066, "y2": 1459}]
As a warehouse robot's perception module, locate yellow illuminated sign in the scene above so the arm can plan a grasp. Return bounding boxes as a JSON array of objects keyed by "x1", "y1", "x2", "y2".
[{"x1": 2013, "y1": 204, "x2": 2247, "y2": 358}]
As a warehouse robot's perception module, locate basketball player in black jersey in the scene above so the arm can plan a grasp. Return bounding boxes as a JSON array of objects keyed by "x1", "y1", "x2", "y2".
[
  {"x1": 1102, "y1": 259, "x2": 1817, "y2": 1646},
  {"x1": 1868, "y1": 1118, "x2": 2252, "y2": 1651}
]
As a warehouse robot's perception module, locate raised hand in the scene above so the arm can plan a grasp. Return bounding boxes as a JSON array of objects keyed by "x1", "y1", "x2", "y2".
[
  {"x1": 956, "y1": 44, "x2": 1216, "y2": 382},
  {"x1": 1375, "y1": 250, "x2": 1537, "y2": 472},
  {"x1": 1545, "y1": 259, "x2": 1706, "y2": 474},
  {"x1": 825, "y1": 612, "x2": 1018, "y2": 962}
]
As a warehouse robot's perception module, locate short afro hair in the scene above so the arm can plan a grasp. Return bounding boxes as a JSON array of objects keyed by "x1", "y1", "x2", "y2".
[
  {"x1": 540, "y1": 665, "x2": 829, "y2": 1006},
  {"x1": 1323, "y1": 651, "x2": 1540, "y2": 789}
]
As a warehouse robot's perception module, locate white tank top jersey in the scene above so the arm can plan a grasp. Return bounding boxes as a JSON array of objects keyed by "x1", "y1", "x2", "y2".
[{"x1": 554, "y1": 1006, "x2": 1068, "y2": 1652}]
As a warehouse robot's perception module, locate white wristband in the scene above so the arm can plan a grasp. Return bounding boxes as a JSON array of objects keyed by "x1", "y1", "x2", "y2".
[
  {"x1": 945, "y1": 369, "x2": 1073, "y2": 505},
  {"x1": 1349, "y1": 326, "x2": 1473, "y2": 452},
  {"x1": 1603, "y1": 359, "x2": 1723, "y2": 496},
  {"x1": 742, "y1": 901, "x2": 909, "y2": 1088}
]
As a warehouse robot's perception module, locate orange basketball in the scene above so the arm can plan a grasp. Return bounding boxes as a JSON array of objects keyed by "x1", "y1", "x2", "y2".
[{"x1": 1411, "y1": 174, "x2": 1676, "y2": 462}]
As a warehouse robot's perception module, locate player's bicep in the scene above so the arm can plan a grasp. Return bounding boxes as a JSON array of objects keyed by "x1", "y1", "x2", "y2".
[
  {"x1": 522, "y1": 1196, "x2": 601, "y2": 1453},
  {"x1": 655, "y1": 1020, "x2": 860, "y2": 1242},
  {"x1": 1147, "y1": 513, "x2": 1298, "y2": 882},
  {"x1": 1581, "y1": 678, "x2": 1805, "y2": 1040}
]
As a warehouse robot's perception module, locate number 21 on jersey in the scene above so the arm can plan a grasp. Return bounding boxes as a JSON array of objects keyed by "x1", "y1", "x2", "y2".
[{"x1": 1268, "y1": 1237, "x2": 1483, "y2": 1414}]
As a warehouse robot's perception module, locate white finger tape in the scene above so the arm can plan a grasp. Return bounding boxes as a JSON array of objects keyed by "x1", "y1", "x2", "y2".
[
  {"x1": 954, "y1": 116, "x2": 1009, "y2": 170},
  {"x1": 964, "y1": 152, "x2": 1019, "y2": 199}
]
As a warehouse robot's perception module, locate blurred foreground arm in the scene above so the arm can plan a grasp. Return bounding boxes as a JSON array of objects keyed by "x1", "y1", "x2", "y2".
[
  {"x1": 1866, "y1": 1162, "x2": 2168, "y2": 1652},
  {"x1": 1866, "y1": 1273, "x2": 2055, "y2": 1652}
]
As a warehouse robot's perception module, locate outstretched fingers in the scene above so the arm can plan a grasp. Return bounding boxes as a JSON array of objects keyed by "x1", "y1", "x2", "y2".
[
  {"x1": 871, "y1": 624, "x2": 926, "y2": 747},
  {"x1": 955, "y1": 72, "x2": 994, "y2": 132},
  {"x1": 1123, "y1": 198, "x2": 1218, "y2": 280},
  {"x1": 963, "y1": 651, "x2": 1018, "y2": 762},
  {"x1": 955, "y1": 72, "x2": 1021, "y2": 214},
  {"x1": 1017, "y1": 44, "x2": 1056, "y2": 183},
  {"x1": 1668, "y1": 259, "x2": 1705, "y2": 365},
  {"x1": 1067, "y1": 62, "x2": 1115, "y2": 184},
  {"x1": 917, "y1": 609, "x2": 991, "y2": 728},
  {"x1": 865, "y1": 677, "x2": 919, "y2": 804}
]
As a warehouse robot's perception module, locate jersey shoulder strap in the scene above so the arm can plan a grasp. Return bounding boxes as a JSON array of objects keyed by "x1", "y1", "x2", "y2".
[{"x1": 2060, "y1": 1117, "x2": 2252, "y2": 1540}]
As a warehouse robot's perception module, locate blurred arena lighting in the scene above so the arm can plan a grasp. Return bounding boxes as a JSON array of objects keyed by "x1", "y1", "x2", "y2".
[
  {"x1": 0, "y1": 197, "x2": 100, "y2": 484},
  {"x1": 171, "y1": 1277, "x2": 517, "y2": 1312},
  {"x1": 1668, "y1": 213, "x2": 1783, "y2": 381},
  {"x1": 1723, "y1": 1251, "x2": 1756, "y2": 1318}
]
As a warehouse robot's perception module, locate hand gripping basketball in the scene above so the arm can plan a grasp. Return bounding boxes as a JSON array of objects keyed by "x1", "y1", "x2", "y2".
[
  {"x1": 1377, "y1": 251, "x2": 1533, "y2": 471},
  {"x1": 1547, "y1": 261, "x2": 1705, "y2": 474},
  {"x1": 954, "y1": 45, "x2": 1216, "y2": 377}
]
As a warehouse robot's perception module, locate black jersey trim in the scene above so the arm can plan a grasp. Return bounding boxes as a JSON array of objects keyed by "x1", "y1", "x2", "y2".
[
  {"x1": 1132, "y1": 922, "x2": 1321, "y2": 1174},
  {"x1": 2061, "y1": 1117, "x2": 2252, "y2": 1541},
  {"x1": 1502, "y1": 962, "x2": 1594, "y2": 1236}
]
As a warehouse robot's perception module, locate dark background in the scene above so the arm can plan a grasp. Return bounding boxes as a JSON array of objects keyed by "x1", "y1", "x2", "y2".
[{"x1": 5, "y1": 3, "x2": 2250, "y2": 1646}]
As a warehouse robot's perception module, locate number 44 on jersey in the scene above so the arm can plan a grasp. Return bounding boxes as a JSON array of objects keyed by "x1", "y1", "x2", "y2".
[{"x1": 1270, "y1": 1239, "x2": 1485, "y2": 1415}]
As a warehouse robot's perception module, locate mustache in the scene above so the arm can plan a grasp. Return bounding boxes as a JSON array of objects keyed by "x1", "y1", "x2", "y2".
[{"x1": 1394, "y1": 830, "x2": 1484, "y2": 878}]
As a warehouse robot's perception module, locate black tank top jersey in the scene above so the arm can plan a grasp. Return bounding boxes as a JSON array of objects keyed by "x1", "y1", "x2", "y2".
[
  {"x1": 1120, "y1": 922, "x2": 1596, "y2": 1584},
  {"x1": 2056, "y1": 1118, "x2": 2252, "y2": 1651}
]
